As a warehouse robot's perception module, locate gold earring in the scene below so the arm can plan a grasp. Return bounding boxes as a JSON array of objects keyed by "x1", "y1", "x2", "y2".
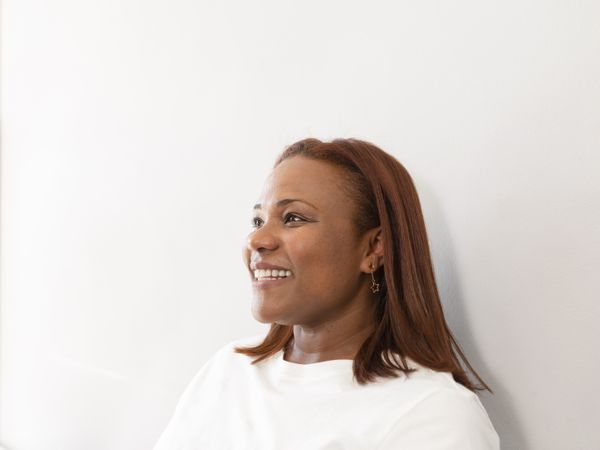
[{"x1": 369, "y1": 261, "x2": 380, "y2": 294}]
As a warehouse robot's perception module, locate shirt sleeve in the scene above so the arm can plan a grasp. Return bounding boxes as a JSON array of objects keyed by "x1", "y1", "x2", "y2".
[{"x1": 376, "y1": 388, "x2": 500, "y2": 450}]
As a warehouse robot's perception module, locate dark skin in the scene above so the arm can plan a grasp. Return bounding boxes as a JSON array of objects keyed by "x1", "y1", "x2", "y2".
[{"x1": 243, "y1": 156, "x2": 384, "y2": 364}]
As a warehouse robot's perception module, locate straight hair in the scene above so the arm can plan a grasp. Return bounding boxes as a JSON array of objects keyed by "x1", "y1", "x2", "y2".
[{"x1": 235, "y1": 138, "x2": 491, "y2": 392}]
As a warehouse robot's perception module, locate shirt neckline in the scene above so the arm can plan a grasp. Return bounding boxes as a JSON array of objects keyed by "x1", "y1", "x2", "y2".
[{"x1": 271, "y1": 348, "x2": 355, "y2": 382}]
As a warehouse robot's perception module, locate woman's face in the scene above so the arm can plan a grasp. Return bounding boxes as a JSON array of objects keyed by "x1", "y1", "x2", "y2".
[{"x1": 243, "y1": 156, "x2": 373, "y2": 327}]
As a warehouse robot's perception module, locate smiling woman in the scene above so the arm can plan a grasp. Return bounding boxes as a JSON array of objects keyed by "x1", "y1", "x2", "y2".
[{"x1": 153, "y1": 138, "x2": 500, "y2": 450}]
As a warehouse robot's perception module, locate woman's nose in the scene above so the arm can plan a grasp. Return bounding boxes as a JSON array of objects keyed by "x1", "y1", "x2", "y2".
[{"x1": 247, "y1": 222, "x2": 279, "y2": 252}]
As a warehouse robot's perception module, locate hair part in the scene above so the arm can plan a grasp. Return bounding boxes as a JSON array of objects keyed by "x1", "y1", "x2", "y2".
[{"x1": 235, "y1": 137, "x2": 492, "y2": 393}]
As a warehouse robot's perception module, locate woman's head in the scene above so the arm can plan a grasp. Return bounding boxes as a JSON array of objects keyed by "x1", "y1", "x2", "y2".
[
  {"x1": 237, "y1": 138, "x2": 490, "y2": 392},
  {"x1": 244, "y1": 154, "x2": 383, "y2": 328}
]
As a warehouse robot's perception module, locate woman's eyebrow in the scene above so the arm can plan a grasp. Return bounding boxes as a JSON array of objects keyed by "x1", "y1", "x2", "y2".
[{"x1": 253, "y1": 198, "x2": 318, "y2": 211}]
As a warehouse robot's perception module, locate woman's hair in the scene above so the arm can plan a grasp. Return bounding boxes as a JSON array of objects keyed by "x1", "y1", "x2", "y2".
[{"x1": 234, "y1": 138, "x2": 491, "y2": 393}]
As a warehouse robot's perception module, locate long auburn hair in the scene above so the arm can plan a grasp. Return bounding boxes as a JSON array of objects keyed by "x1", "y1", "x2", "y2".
[{"x1": 234, "y1": 138, "x2": 491, "y2": 393}]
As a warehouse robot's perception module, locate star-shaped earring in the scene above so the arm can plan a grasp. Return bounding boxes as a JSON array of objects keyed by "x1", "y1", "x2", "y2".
[{"x1": 369, "y1": 262, "x2": 380, "y2": 294}]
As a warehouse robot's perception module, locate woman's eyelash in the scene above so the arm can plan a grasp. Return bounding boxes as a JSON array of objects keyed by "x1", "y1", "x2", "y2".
[{"x1": 251, "y1": 214, "x2": 305, "y2": 228}]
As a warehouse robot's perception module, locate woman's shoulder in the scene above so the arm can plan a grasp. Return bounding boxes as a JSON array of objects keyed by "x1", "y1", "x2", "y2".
[
  {"x1": 377, "y1": 384, "x2": 500, "y2": 449},
  {"x1": 379, "y1": 351, "x2": 470, "y2": 394},
  {"x1": 374, "y1": 355, "x2": 499, "y2": 449},
  {"x1": 174, "y1": 334, "x2": 266, "y2": 399}
]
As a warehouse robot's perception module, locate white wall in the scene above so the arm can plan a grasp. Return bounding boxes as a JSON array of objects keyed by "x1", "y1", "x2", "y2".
[{"x1": 1, "y1": 1, "x2": 599, "y2": 449}]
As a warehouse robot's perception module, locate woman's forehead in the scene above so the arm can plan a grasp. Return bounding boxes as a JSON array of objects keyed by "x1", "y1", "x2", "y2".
[{"x1": 258, "y1": 158, "x2": 351, "y2": 208}]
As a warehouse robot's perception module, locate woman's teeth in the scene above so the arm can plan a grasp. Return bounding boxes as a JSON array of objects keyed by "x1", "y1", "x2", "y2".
[{"x1": 254, "y1": 269, "x2": 292, "y2": 280}]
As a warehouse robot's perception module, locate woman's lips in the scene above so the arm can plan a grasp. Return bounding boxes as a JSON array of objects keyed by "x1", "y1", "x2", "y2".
[{"x1": 252, "y1": 276, "x2": 292, "y2": 289}]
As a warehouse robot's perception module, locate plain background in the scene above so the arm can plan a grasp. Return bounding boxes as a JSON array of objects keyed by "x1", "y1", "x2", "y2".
[{"x1": 1, "y1": 1, "x2": 599, "y2": 449}]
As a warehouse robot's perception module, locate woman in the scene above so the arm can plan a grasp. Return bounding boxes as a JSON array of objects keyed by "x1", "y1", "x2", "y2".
[{"x1": 154, "y1": 138, "x2": 500, "y2": 449}]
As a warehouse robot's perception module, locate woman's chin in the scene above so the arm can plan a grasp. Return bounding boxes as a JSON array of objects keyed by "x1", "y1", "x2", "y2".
[
  {"x1": 251, "y1": 310, "x2": 272, "y2": 324},
  {"x1": 250, "y1": 301, "x2": 287, "y2": 324}
]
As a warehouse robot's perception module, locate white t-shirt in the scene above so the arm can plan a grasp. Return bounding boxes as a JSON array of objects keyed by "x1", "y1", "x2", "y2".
[{"x1": 154, "y1": 334, "x2": 500, "y2": 450}]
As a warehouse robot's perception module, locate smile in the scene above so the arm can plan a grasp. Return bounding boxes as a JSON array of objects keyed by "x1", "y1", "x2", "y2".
[
  {"x1": 251, "y1": 270, "x2": 293, "y2": 289},
  {"x1": 253, "y1": 269, "x2": 292, "y2": 280}
]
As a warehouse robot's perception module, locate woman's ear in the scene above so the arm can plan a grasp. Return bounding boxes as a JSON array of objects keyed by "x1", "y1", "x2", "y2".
[{"x1": 361, "y1": 226, "x2": 384, "y2": 273}]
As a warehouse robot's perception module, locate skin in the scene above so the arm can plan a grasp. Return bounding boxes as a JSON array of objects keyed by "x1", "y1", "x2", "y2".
[{"x1": 242, "y1": 156, "x2": 384, "y2": 364}]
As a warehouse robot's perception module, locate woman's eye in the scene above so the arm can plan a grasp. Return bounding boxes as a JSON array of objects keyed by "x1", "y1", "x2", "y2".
[
  {"x1": 284, "y1": 213, "x2": 304, "y2": 224},
  {"x1": 251, "y1": 214, "x2": 304, "y2": 228}
]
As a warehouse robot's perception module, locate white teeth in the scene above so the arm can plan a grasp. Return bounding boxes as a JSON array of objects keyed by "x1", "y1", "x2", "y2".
[{"x1": 253, "y1": 269, "x2": 292, "y2": 279}]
